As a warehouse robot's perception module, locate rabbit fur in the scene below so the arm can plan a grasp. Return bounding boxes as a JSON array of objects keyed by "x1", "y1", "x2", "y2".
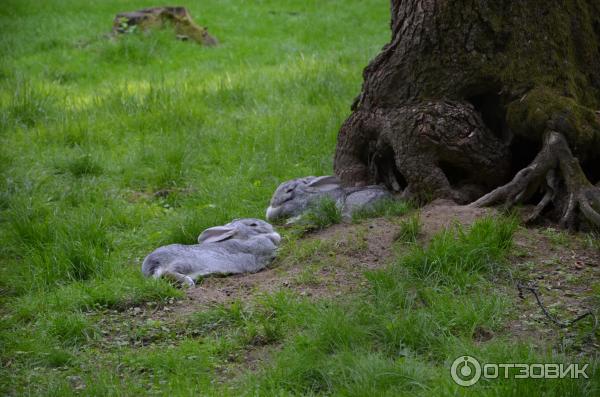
[
  {"x1": 266, "y1": 175, "x2": 393, "y2": 222},
  {"x1": 142, "y1": 218, "x2": 281, "y2": 286}
]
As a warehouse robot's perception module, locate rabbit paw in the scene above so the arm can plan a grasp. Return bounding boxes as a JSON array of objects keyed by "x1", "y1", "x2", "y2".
[{"x1": 182, "y1": 276, "x2": 195, "y2": 287}]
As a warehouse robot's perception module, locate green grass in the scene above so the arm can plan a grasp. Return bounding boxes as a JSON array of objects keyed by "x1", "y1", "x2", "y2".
[
  {"x1": 542, "y1": 227, "x2": 570, "y2": 247},
  {"x1": 235, "y1": 217, "x2": 597, "y2": 396},
  {"x1": 394, "y1": 212, "x2": 422, "y2": 243},
  {"x1": 584, "y1": 231, "x2": 599, "y2": 250},
  {"x1": 402, "y1": 216, "x2": 518, "y2": 286},
  {"x1": 299, "y1": 197, "x2": 411, "y2": 232},
  {"x1": 0, "y1": 0, "x2": 389, "y2": 393},
  {"x1": 1, "y1": 1, "x2": 598, "y2": 395},
  {"x1": 351, "y1": 198, "x2": 412, "y2": 221},
  {"x1": 0, "y1": 0, "x2": 386, "y2": 288},
  {"x1": 0, "y1": 0, "x2": 387, "y2": 297},
  {"x1": 299, "y1": 197, "x2": 344, "y2": 231}
]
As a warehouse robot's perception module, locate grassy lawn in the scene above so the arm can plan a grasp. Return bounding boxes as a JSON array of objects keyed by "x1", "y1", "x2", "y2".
[{"x1": 0, "y1": 0, "x2": 598, "y2": 395}]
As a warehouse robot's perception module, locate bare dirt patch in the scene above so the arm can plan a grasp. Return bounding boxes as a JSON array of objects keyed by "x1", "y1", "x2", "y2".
[
  {"x1": 504, "y1": 226, "x2": 600, "y2": 354},
  {"x1": 173, "y1": 200, "x2": 497, "y2": 315},
  {"x1": 419, "y1": 199, "x2": 496, "y2": 239},
  {"x1": 181, "y1": 217, "x2": 400, "y2": 314}
]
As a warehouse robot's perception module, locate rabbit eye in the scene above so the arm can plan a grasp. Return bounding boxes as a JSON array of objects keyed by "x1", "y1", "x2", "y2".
[{"x1": 250, "y1": 222, "x2": 258, "y2": 227}]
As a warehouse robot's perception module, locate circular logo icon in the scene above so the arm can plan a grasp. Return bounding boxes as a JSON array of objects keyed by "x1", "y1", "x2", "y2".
[{"x1": 451, "y1": 355, "x2": 482, "y2": 387}]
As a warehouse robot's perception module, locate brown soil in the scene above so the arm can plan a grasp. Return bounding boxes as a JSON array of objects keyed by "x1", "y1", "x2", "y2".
[
  {"x1": 177, "y1": 200, "x2": 497, "y2": 314},
  {"x1": 504, "y1": 226, "x2": 600, "y2": 354}
]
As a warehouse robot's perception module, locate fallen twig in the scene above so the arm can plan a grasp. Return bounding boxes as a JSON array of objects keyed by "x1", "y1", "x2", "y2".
[{"x1": 517, "y1": 281, "x2": 598, "y2": 337}]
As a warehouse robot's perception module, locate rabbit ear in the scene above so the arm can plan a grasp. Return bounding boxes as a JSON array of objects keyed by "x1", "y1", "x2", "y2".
[
  {"x1": 307, "y1": 176, "x2": 341, "y2": 192},
  {"x1": 198, "y1": 226, "x2": 237, "y2": 244}
]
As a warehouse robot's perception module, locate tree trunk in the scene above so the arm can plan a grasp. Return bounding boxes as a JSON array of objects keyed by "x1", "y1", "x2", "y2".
[{"x1": 334, "y1": 0, "x2": 600, "y2": 228}]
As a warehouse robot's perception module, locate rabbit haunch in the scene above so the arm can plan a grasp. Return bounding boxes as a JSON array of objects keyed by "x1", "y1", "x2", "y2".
[
  {"x1": 266, "y1": 176, "x2": 393, "y2": 222},
  {"x1": 142, "y1": 218, "x2": 281, "y2": 286}
]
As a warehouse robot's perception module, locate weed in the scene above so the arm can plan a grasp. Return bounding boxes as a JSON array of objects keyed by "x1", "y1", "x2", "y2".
[
  {"x1": 58, "y1": 153, "x2": 104, "y2": 177},
  {"x1": 45, "y1": 312, "x2": 97, "y2": 345},
  {"x1": 584, "y1": 232, "x2": 599, "y2": 251},
  {"x1": 300, "y1": 197, "x2": 343, "y2": 231},
  {"x1": 293, "y1": 264, "x2": 322, "y2": 286},
  {"x1": 394, "y1": 213, "x2": 422, "y2": 243},
  {"x1": 542, "y1": 227, "x2": 570, "y2": 247},
  {"x1": 401, "y1": 216, "x2": 518, "y2": 286},
  {"x1": 352, "y1": 199, "x2": 411, "y2": 221},
  {"x1": 3, "y1": 77, "x2": 55, "y2": 129}
]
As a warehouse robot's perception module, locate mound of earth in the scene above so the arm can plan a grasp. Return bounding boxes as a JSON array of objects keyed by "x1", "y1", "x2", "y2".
[
  {"x1": 97, "y1": 202, "x2": 598, "y2": 358},
  {"x1": 174, "y1": 200, "x2": 496, "y2": 311}
]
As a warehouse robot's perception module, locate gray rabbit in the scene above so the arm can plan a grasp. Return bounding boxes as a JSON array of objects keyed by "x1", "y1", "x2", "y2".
[
  {"x1": 266, "y1": 175, "x2": 393, "y2": 223},
  {"x1": 142, "y1": 218, "x2": 281, "y2": 286}
]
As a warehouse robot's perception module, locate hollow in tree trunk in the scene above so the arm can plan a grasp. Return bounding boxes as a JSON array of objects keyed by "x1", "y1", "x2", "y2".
[{"x1": 334, "y1": 0, "x2": 600, "y2": 228}]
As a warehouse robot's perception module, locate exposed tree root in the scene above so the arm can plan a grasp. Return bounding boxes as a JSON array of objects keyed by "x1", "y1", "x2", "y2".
[
  {"x1": 524, "y1": 169, "x2": 556, "y2": 224},
  {"x1": 471, "y1": 131, "x2": 600, "y2": 228}
]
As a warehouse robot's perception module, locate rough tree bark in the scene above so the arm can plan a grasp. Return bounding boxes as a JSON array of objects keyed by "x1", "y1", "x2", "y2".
[{"x1": 334, "y1": 0, "x2": 600, "y2": 228}]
